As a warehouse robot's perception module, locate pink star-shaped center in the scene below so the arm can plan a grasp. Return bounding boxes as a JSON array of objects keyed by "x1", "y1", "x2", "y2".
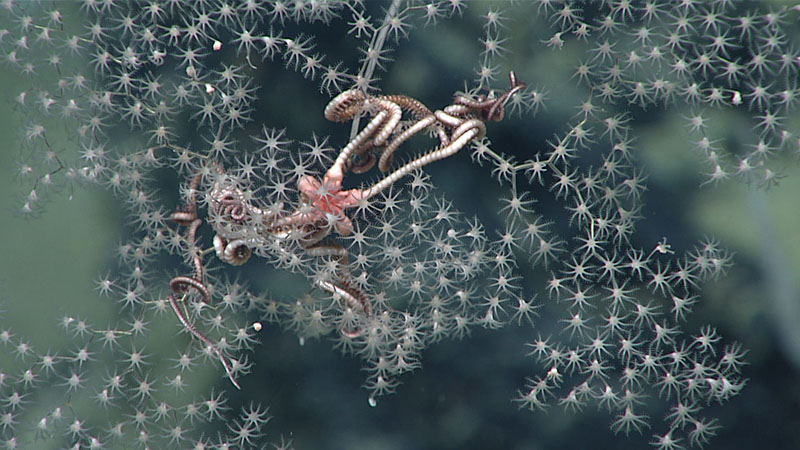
[{"x1": 297, "y1": 171, "x2": 363, "y2": 235}]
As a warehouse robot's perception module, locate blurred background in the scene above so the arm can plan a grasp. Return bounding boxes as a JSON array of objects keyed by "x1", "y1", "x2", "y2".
[{"x1": 1, "y1": 1, "x2": 799, "y2": 449}]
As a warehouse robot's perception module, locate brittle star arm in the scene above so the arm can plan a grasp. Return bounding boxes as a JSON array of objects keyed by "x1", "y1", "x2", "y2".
[
  {"x1": 305, "y1": 242, "x2": 372, "y2": 319},
  {"x1": 325, "y1": 92, "x2": 402, "y2": 187},
  {"x1": 168, "y1": 174, "x2": 243, "y2": 389},
  {"x1": 168, "y1": 292, "x2": 241, "y2": 389},
  {"x1": 322, "y1": 71, "x2": 523, "y2": 200},
  {"x1": 360, "y1": 118, "x2": 486, "y2": 200}
]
